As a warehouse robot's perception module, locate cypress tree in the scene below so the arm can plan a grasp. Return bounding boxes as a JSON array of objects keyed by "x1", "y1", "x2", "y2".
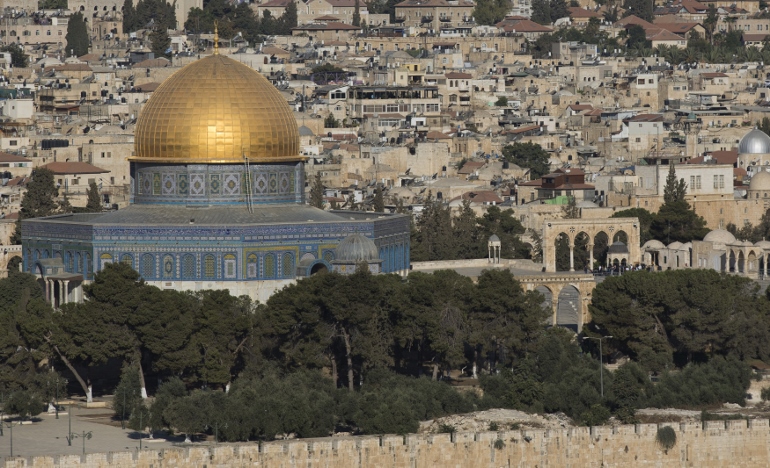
[
  {"x1": 352, "y1": 0, "x2": 361, "y2": 27},
  {"x1": 122, "y1": 0, "x2": 136, "y2": 33},
  {"x1": 65, "y1": 12, "x2": 90, "y2": 57},
  {"x1": 85, "y1": 181, "x2": 102, "y2": 213},
  {"x1": 11, "y1": 168, "x2": 59, "y2": 244},
  {"x1": 150, "y1": 27, "x2": 172, "y2": 58},
  {"x1": 309, "y1": 173, "x2": 324, "y2": 209}
]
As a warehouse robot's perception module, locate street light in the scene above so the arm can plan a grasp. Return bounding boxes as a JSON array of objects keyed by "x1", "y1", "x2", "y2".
[
  {"x1": 70, "y1": 430, "x2": 93, "y2": 455},
  {"x1": 3, "y1": 421, "x2": 20, "y2": 457},
  {"x1": 586, "y1": 335, "x2": 613, "y2": 398}
]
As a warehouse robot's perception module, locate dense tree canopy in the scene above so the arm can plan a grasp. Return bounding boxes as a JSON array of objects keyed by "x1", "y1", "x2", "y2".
[
  {"x1": 588, "y1": 269, "x2": 770, "y2": 371},
  {"x1": 649, "y1": 164, "x2": 708, "y2": 243},
  {"x1": 11, "y1": 168, "x2": 60, "y2": 244},
  {"x1": 0, "y1": 44, "x2": 28, "y2": 68},
  {"x1": 122, "y1": 0, "x2": 176, "y2": 34},
  {"x1": 473, "y1": 0, "x2": 512, "y2": 25},
  {"x1": 410, "y1": 197, "x2": 530, "y2": 262},
  {"x1": 65, "y1": 12, "x2": 90, "y2": 57},
  {"x1": 502, "y1": 142, "x2": 551, "y2": 179}
]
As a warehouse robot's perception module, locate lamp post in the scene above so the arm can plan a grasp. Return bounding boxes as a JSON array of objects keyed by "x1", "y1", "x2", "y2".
[
  {"x1": 3, "y1": 421, "x2": 19, "y2": 457},
  {"x1": 586, "y1": 335, "x2": 613, "y2": 398},
  {"x1": 71, "y1": 430, "x2": 92, "y2": 455}
]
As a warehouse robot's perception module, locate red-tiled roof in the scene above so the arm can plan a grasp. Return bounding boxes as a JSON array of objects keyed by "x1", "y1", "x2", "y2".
[
  {"x1": 495, "y1": 17, "x2": 553, "y2": 33},
  {"x1": 568, "y1": 7, "x2": 601, "y2": 18},
  {"x1": 615, "y1": 15, "x2": 655, "y2": 29},
  {"x1": 0, "y1": 152, "x2": 31, "y2": 163},
  {"x1": 445, "y1": 72, "x2": 472, "y2": 79},
  {"x1": 41, "y1": 162, "x2": 109, "y2": 175}
]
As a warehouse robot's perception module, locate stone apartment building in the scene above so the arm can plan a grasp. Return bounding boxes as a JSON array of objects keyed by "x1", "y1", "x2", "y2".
[{"x1": 393, "y1": 0, "x2": 475, "y2": 31}]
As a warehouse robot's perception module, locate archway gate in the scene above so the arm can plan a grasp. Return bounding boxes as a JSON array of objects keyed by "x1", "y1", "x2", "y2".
[
  {"x1": 518, "y1": 272, "x2": 596, "y2": 333},
  {"x1": 542, "y1": 218, "x2": 641, "y2": 272}
]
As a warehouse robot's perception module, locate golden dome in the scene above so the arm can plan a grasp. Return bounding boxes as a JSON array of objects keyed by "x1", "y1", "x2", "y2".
[{"x1": 133, "y1": 54, "x2": 300, "y2": 164}]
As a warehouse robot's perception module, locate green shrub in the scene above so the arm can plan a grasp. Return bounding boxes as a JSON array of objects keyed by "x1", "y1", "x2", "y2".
[
  {"x1": 493, "y1": 438, "x2": 505, "y2": 450},
  {"x1": 488, "y1": 422, "x2": 499, "y2": 431},
  {"x1": 437, "y1": 423, "x2": 456, "y2": 434},
  {"x1": 655, "y1": 426, "x2": 677, "y2": 452}
]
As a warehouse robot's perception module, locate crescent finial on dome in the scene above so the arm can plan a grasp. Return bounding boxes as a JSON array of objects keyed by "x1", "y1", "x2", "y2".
[{"x1": 213, "y1": 20, "x2": 219, "y2": 55}]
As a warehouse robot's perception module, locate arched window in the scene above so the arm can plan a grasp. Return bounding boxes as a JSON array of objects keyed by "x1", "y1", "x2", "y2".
[
  {"x1": 247, "y1": 253, "x2": 258, "y2": 278},
  {"x1": 54, "y1": 251, "x2": 62, "y2": 260},
  {"x1": 85, "y1": 253, "x2": 92, "y2": 277},
  {"x1": 323, "y1": 250, "x2": 334, "y2": 263},
  {"x1": 282, "y1": 253, "x2": 294, "y2": 278},
  {"x1": 121, "y1": 254, "x2": 133, "y2": 268},
  {"x1": 34, "y1": 249, "x2": 40, "y2": 261},
  {"x1": 141, "y1": 254, "x2": 154, "y2": 279},
  {"x1": 66, "y1": 251, "x2": 73, "y2": 271},
  {"x1": 182, "y1": 254, "x2": 196, "y2": 279},
  {"x1": 74, "y1": 252, "x2": 80, "y2": 273},
  {"x1": 224, "y1": 254, "x2": 236, "y2": 279},
  {"x1": 162, "y1": 255, "x2": 174, "y2": 279},
  {"x1": 99, "y1": 253, "x2": 112, "y2": 270},
  {"x1": 43, "y1": 250, "x2": 50, "y2": 259},
  {"x1": 264, "y1": 254, "x2": 275, "y2": 278},
  {"x1": 203, "y1": 254, "x2": 216, "y2": 279}
]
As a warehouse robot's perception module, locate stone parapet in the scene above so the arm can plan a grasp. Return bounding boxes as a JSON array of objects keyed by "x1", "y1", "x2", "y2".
[{"x1": 6, "y1": 419, "x2": 770, "y2": 467}]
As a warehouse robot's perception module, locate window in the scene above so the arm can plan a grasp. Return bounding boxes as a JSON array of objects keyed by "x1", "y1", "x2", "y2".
[
  {"x1": 638, "y1": 79, "x2": 645, "y2": 85},
  {"x1": 141, "y1": 254, "x2": 154, "y2": 278},
  {"x1": 635, "y1": 138, "x2": 641, "y2": 143},
  {"x1": 204, "y1": 255, "x2": 216, "y2": 279},
  {"x1": 282, "y1": 253, "x2": 294, "y2": 278},
  {"x1": 264, "y1": 254, "x2": 276, "y2": 278},
  {"x1": 9, "y1": 140, "x2": 16, "y2": 146},
  {"x1": 224, "y1": 254, "x2": 236, "y2": 279},
  {"x1": 182, "y1": 254, "x2": 196, "y2": 279},
  {"x1": 100, "y1": 253, "x2": 113, "y2": 270},
  {"x1": 121, "y1": 254, "x2": 132, "y2": 267},
  {"x1": 247, "y1": 253, "x2": 258, "y2": 278},
  {"x1": 696, "y1": 175, "x2": 701, "y2": 189}
]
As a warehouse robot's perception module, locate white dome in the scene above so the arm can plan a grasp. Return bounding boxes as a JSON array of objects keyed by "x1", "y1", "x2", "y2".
[
  {"x1": 756, "y1": 240, "x2": 770, "y2": 249},
  {"x1": 668, "y1": 241, "x2": 683, "y2": 250},
  {"x1": 749, "y1": 170, "x2": 770, "y2": 191},
  {"x1": 680, "y1": 242, "x2": 692, "y2": 250},
  {"x1": 642, "y1": 239, "x2": 665, "y2": 250},
  {"x1": 739, "y1": 128, "x2": 770, "y2": 154},
  {"x1": 703, "y1": 229, "x2": 737, "y2": 244}
]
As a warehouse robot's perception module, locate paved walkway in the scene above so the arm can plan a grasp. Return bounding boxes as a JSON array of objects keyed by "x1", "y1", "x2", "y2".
[{"x1": 0, "y1": 405, "x2": 182, "y2": 458}]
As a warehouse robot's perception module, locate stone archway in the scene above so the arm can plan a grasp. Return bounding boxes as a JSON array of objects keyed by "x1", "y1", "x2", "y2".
[
  {"x1": 543, "y1": 218, "x2": 642, "y2": 272},
  {"x1": 556, "y1": 285, "x2": 581, "y2": 332}
]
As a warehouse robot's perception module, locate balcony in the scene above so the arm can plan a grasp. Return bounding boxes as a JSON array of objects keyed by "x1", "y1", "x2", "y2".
[
  {"x1": 393, "y1": 16, "x2": 405, "y2": 22},
  {"x1": 421, "y1": 16, "x2": 434, "y2": 23},
  {"x1": 439, "y1": 16, "x2": 451, "y2": 22}
]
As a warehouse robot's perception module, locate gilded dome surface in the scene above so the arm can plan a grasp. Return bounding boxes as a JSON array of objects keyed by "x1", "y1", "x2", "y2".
[
  {"x1": 133, "y1": 54, "x2": 299, "y2": 164},
  {"x1": 738, "y1": 129, "x2": 770, "y2": 155}
]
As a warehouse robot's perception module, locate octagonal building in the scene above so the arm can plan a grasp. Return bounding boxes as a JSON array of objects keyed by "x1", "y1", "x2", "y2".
[{"x1": 22, "y1": 52, "x2": 410, "y2": 305}]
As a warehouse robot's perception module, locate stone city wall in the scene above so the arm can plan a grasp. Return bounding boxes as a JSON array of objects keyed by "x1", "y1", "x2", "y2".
[{"x1": 6, "y1": 419, "x2": 770, "y2": 467}]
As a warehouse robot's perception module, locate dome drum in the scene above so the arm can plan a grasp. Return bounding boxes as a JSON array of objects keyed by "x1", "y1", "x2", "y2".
[{"x1": 132, "y1": 162, "x2": 305, "y2": 206}]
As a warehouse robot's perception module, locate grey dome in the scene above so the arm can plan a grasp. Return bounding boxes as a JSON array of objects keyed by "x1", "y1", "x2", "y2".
[
  {"x1": 489, "y1": 234, "x2": 500, "y2": 242},
  {"x1": 298, "y1": 125, "x2": 315, "y2": 136},
  {"x1": 642, "y1": 239, "x2": 665, "y2": 250},
  {"x1": 739, "y1": 128, "x2": 770, "y2": 154},
  {"x1": 608, "y1": 241, "x2": 629, "y2": 254},
  {"x1": 335, "y1": 234, "x2": 380, "y2": 263},
  {"x1": 703, "y1": 229, "x2": 736, "y2": 245}
]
